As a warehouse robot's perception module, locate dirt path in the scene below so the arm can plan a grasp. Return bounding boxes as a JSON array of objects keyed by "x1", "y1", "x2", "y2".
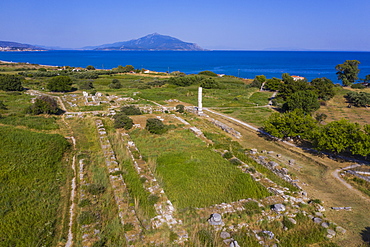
[{"x1": 204, "y1": 109, "x2": 370, "y2": 246}]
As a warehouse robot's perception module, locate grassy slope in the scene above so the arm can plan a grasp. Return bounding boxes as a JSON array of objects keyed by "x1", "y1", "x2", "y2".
[
  {"x1": 0, "y1": 126, "x2": 70, "y2": 246},
  {"x1": 130, "y1": 128, "x2": 269, "y2": 208}
]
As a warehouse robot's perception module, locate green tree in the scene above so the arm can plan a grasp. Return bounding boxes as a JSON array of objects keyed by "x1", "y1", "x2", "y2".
[
  {"x1": 335, "y1": 60, "x2": 360, "y2": 86},
  {"x1": 264, "y1": 78, "x2": 282, "y2": 91},
  {"x1": 263, "y1": 109, "x2": 317, "y2": 140},
  {"x1": 284, "y1": 90, "x2": 320, "y2": 114},
  {"x1": 278, "y1": 75, "x2": 312, "y2": 100},
  {"x1": 26, "y1": 95, "x2": 60, "y2": 115},
  {"x1": 346, "y1": 92, "x2": 370, "y2": 107},
  {"x1": 145, "y1": 118, "x2": 167, "y2": 134},
  {"x1": 310, "y1": 77, "x2": 335, "y2": 100},
  {"x1": 109, "y1": 79, "x2": 122, "y2": 89},
  {"x1": 113, "y1": 113, "x2": 133, "y2": 130},
  {"x1": 86, "y1": 65, "x2": 96, "y2": 70},
  {"x1": 120, "y1": 105, "x2": 142, "y2": 115},
  {"x1": 47, "y1": 75, "x2": 73, "y2": 92},
  {"x1": 312, "y1": 119, "x2": 360, "y2": 153},
  {"x1": 200, "y1": 78, "x2": 219, "y2": 89},
  {"x1": 351, "y1": 131, "x2": 370, "y2": 157},
  {"x1": 0, "y1": 74, "x2": 23, "y2": 91}
]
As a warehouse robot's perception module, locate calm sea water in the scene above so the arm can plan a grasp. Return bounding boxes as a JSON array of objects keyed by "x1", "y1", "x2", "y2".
[{"x1": 1, "y1": 50, "x2": 370, "y2": 83}]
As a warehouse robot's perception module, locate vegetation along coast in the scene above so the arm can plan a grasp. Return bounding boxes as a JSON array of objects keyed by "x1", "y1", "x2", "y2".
[{"x1": 1, "y1": 59, "x2": 370, "y2": 246}]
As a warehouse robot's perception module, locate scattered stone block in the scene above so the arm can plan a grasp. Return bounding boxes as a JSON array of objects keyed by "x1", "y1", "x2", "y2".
[
  {"x1": 262, "y1": 230, "x2": 275, "y2": 239},
  {"x1": 273, "y1": 204, "x2": 286, "y2": 212},
  {"x1": 321, "y1": 222, "x2": 330, "y2": 228},
  {"x1": 288, "y1": 218, "x2": 297, "y2": 225},
  {"x1": 327, "y1": 229, "x2": 336, "y2": 238},
  {"x1": 208, "y1": 213, "x2": 223, "y2": 225},
  {"x1": 220, "y1": 231, "x2": 231, "y2": 239},
  {"x1": 336, "y1": 226, "x2": 346, "y2": 234},
  {"x1": 313, "y1": 217, "x2": 322, "y2": 224},
  {"x1": 229, "y1": 240, "x2": 240, "y2": 247}
]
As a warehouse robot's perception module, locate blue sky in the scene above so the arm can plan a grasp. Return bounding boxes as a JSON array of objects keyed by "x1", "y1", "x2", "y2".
[{"x1": 1, "y1": 0, "x2": 370, "y2": 51}]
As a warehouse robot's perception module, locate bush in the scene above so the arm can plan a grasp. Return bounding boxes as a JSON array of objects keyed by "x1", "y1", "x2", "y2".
[
  {"x1": 120, "y1": 105, "x2": 142, "y2": 115},
  {"x1": 175, "y1": 104, "x2": 185, "y2": 113},
  {"x1": 199, "y1": 70, "x2": 218, "y2": 77},
  {"x1": 79, "y1": 81, "x2": 94, "y2": 90},
  {"x1": 200, "y1": 78, "x2": 219, "y2": 89},
  {"x1": 113, "y1": 113, "x2": 133, "y2": 130},
  {"x1": 222, "y1": 151, "x2": 233, "y2": 159},
  {"x1": 145, "y1": 118, "x2": 167, "y2": 134},
  {"x1": 0, "y1": 74, "x2": 23, "y2": 91},
  {"x1": 229, "y1": 158, "x2": 242, "y2": 166},
  {"x1": 109, "y1": 79, "x2": 122, "y2": 89},
  {"x1": 26, "y1": 95, "x2": 60, "y2": 115},
  {"x1": 47, "y1": 75, "x2": 73, "y2": 92}
]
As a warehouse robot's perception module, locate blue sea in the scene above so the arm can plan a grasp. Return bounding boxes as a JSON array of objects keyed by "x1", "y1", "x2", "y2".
[{"x1": 1, "y1": 50, "x2": 370, "y2": 83}]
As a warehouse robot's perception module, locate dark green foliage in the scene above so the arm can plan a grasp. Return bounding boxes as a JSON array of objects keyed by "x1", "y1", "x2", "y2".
[
  {"x1": 72, "y1": 71, "x2": 99, "y2": 79},
  {"x1": 79, "y1": 80, "x2": 94, "y2": 90},
  {"x1": 346, "y1": 91, "x2": 370, "y2": 107},
  {"x1": 244, "y1": 201, "x2": 262, "y2": 216},
  {"x1": 336, "y1": 60, "x2": 360, "y2": 86},
  {"x1": 278, "y1": 74, "x2": 312, "y2": 100},
  {"x1": 120, "y1": 105, "x2": 142, "y2": 115},
  {"x1": 0, "y1": 74, "x2": 23, "y2": 91},
  {"x1": 310, "y1": 77, "x2": 335, "y2": 100},
  {"x1": 198, "y1": 70, "x2": 218, "y2": 77},
  {"x1": 200, "y1": 78, "x2": 219, "y2": 89},
  {"x1": 112, "y1": 65, "x2": 135, "y2": 73},
  {"x1": 145, "y1": 118, "x2": 167, "y2": 134},
  {"x1": 0, "y1": 126, "x2": 70, "y2": 246},
  {"x1": 284, "y1": 90, "x2": 320, "y2": 114},
  {"x1": 47, "y1": 75, "x2": 73, "y2": 92},
  {"x1": 229, "y1": 158, "x2": 242, "y2": 166},
  {"x1": 86, "y1": 65, "x2": 96, "y2": 70},
  {"x1": 168, "y1": 75, "x2": 202, "y2": 87},
  {"x1": 85, "y1": 184, "x2": 106, "y2": 195},
  {"x1": 109, "y1": 78, "x2": 122, "y2": 89},
  {"x1": 113, "y1": 113, "x2": 133, "y2": 130},
  {"x1": 175, "y1": 104, "x2": 185, "y2": 113},
  {"x1": 263, "y1": 109, "x2": 318, "y2": 139},
  {"x1": 264, "y1": 77, "x2": 281, "y2": 91},
  {"x1": 254, "y1": 75, "x2": 267, "y2": 83},
  {"x1": 78, "y1": 211, "x2": 97, "y2": 225},
  {"x1": 249, "y1": 79, "x2": 262, "y2": 88},
  {"x1": 26, "y1": 95, "x2": 60, "y2": 115},
  {"x1": 147, "y1": 80, "x2": 165, "y2": 87}
]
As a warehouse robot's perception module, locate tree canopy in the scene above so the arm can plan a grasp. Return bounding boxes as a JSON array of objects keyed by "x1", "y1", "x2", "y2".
[
  {"x1": 283, "y1": 90, "x2": 320, "y2": 114},
  {"x1": 47, "y1": 76, "x2": 73, "y2": 92},
  {"x1": 113, "y1": 113, "x2": 133, "y2": 130},
  {"x1": 120, "y1": 105, "x2": 142, "y2": 115},
  {"x1": 335, "y1": 60, "x2": 360, "y2": 86},
  {"x1": 26, "y1": 95, "x2": 60, "y2": 115},
  {"x1": 145, "y1": 118, "x2": 167, "y2": 134},
  {"x1": 0, "y1": 74, "x2": 23, "y2": 91}
]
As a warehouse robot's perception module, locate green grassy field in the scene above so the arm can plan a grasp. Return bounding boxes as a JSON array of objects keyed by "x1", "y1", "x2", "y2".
[
  {"x1": 129, "y1": 128, "x2": 269, "y2": 208},
  {"x1": 0, "y1": 125, "x2": 70, "y2": 246}
]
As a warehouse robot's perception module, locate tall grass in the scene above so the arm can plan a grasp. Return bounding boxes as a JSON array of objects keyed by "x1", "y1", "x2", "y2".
[
  {"x1": 129, "y1": 128, "x2": 269, "y2": 208},
  {"x1": 0, "y1": 125, "x2": 70, "y2": 246},
  {"x1": 0, "y1": 115, "x2": 59, "y2": 130}
]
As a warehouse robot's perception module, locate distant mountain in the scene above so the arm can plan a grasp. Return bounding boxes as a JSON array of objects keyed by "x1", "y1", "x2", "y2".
[
  {"x1": 85, "y1": 33, "x2": 205, "y2": 51},
  {"x1": 0, "y1": 41, "x2": 47, "y2": 51}
]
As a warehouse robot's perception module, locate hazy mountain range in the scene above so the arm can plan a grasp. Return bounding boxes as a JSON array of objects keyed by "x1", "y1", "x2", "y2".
[{"x1": 0, "y1": 34, "x2": 205, "y2": 51}]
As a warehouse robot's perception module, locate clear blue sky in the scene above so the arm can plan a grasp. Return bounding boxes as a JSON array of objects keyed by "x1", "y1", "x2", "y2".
[{"x1": 1, "y1": 0, "x2": 370, "y2": 51}]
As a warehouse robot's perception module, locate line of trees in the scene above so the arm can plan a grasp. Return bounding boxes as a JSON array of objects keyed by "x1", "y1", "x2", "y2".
[{"x1": 263, "y1": 110, "x2": 370, "y2": 158}]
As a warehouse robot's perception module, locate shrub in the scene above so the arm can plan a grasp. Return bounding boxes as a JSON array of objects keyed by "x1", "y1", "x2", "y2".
[
  {"x1": 200, "y1": 78, "x2": 219, "y2": 89},
  {"x1": 79, "y1": 81, "x2": 94, "y2": 90},
  {"x1": 351, "y1": 83, "x2": 366, "y2": 89},
  {"x1": 198, "y1": 70, "x2": 218, "y2": 77},
  {"x1": 26, "y1": 95, "x2": 60, "y2": 115},
  {"x1": 229, "y1": 158, "x2": 242, "y2": 166},
  {"x1": 113, "y1": 113, "x2": 133, "y2": 130},
  {"x1": 47, "y1": 75, "x2": 73, "y2": 92},
  {"x1": 120, "y1": 105, "x2": 142, "y2": 115},
  {"x1": 145, "y1": 118, "x2": 167, "y2": 134},
  {"x1": 148, "y1": 194, "x2": 160, "y2": 205},
  {"x1": 0, "y1": 74, "x2": 23, "y2": 91},
  {"x1": 175, "y1": 104, "x2": 185, "y2": 113},
  {"x1": 109, "y1": 79, "x2": 122, "y2": 89}
]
